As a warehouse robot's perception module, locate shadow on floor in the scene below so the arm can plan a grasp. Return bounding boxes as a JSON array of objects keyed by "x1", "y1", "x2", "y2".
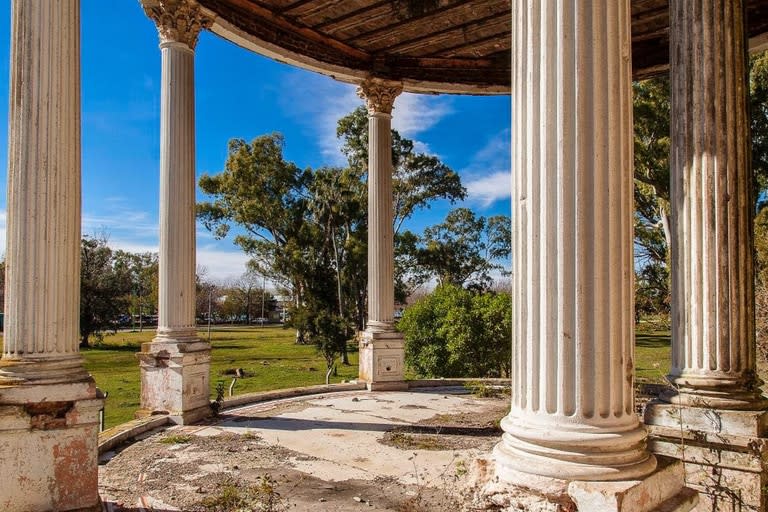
[{"x1": 218, "y1": 415, "x2": 499, "y2": 437}]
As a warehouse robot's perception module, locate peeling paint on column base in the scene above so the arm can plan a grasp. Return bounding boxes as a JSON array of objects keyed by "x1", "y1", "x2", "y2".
[{"x1": 0, "y1": 380, "x2": 103, "y2": 512}]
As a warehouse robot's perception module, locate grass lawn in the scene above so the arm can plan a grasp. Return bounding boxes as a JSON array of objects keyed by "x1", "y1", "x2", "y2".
[
  {"x1": 635, "y1": 330, "x2": 672, "y2": 383},
  {"x1": 84, "y1": 325, "x2": 359, "y2": 428}
]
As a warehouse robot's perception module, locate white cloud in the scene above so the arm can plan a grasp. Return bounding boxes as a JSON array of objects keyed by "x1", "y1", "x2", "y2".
[
  {"x1": 465, "y1": 171, "x2": 512, "y2": 207},
  {"x1": 196, "y1": 246, "x2": 251, "y2": 282},
  {"x1": 82, "y1": 203, "x2": 159, "y2": 249},
  {"x1": 461, "y1": 129, "x2": 512, "y2": 207},
  {"x1": 391, "y1": 93, "x2": 452, "y2": 138},
  {"x1": 279, "y1": 72, "x2": 452, "y2": 165},
  {"x1": 279, "y1": 73, "x2": 359, "y2": 165}
]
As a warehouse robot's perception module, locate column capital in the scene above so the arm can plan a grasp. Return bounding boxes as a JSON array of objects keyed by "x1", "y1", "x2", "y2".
[
  {"x1": 141, "y1": 0, "x2": 213, "y2": 49},
  {"x1": 356, "y1": 78, "x2": 403, "y2": 115}
]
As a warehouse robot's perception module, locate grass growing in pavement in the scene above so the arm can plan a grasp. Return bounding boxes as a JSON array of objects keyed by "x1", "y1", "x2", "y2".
[{"x1": 83, "y1": 325, "x2": 359, "y2": 428}]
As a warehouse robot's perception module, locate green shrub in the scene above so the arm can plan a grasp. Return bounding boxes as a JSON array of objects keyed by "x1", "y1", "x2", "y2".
[{"x1": 399, "y1": 284, "x2": 511, "y2": 377}]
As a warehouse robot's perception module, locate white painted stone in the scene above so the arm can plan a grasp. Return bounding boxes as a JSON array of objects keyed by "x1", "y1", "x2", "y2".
[
  {"x1": 665, "y1": 0, "x2": 767, "y2": 411},
  {"x1": 0, "y1": 2, "x2": 102, "y2": 510},
  {"x1": 497, "y1": 0, "x2": 656, "y2": 482},
  {"x1": 568, "y1": 459, "x2": 690, "y2": 512},
  {"x1": 139, "y1": 0, "x2": 212, "y2": 423},
  {"x1": 356, "y1": 79, "x2": 406, "y2": 389},
  {"x1": 137, "y1": 341, "x2": 211, "y2": 424},
  {"x1": 358, "y1": 331, "x2": 406, "y2": 390}
]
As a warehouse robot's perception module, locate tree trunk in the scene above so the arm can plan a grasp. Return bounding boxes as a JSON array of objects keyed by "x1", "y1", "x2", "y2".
[
  {"x1": 80, "y1": 333, "x2": 90, "y2": 348},
  {"x1": 660, "y1": 210, "x2": 672, "y2": 253},
  {"x1": 342, "y1": 343, "x2": 349, "y2": 365}
]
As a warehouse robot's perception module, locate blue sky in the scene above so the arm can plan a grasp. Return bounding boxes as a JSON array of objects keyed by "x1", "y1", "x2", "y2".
[{"x1": 0, "y1": 1, "x2": 511, "y2": 281}]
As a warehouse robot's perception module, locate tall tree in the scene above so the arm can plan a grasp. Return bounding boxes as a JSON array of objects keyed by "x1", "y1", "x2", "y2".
[
  {"x1": 336, "y1": 106, "x2": 466, "y2": 234},
  {"x1": 114, "y1": 250, "x2": 159, "y2": 331},
  {"x1": 198, "y1": 134, "x2": 312, "y2": 328},
  {"x1": 401, "y1": 208, "x2": 511, "y2": 290},
  {"x1": 198, "y1": 110, "x2": 467, "y2": 341},
  {"x1": 80, "y1": 237, "x2": 132, "y2": 347},
  {"x1": 632, "y1": 77, "x2": 672, "y2": 317}
]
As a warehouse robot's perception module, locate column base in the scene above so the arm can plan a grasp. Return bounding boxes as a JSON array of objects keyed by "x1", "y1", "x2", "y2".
[
  {"x1": 358, "y1": 329, "x2": 407, "y2": 390},
  {"x1": 645, "y1": 400, "x2": 768, "y2": 511},
  {"x1": 663, "y1": 375, "x2": 768, "y2": 411},
  {"x1": 137, "y1": 339, "x2": 211, "y2": 425},
  {"x1": 468, "y1": 455, "x2": 698, "y2": 512},
  {"x1": 495, "y1": 412, "x2": 658, "y2": 481},
  {"x1": 0, "y1": 379, "x2": 103, "y2": 512}
]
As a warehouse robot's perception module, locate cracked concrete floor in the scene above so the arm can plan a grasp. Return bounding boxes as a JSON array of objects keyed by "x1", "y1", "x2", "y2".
[{"x1": 98, "y1": 387, "x2": 509, "y2": 511}]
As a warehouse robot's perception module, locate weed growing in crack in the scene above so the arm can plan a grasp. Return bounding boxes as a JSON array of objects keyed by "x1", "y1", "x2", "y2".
[
  {"x1": 195, "y1": 474, "x2": 289, "y2": 512},
  {"x1": 159, "y1": 434, "x2": 192, "y2": 444},
  {"x1": 395, "y1": 452, "x2": 463, "y2": 512},
  {"x1": 210, "y1": 381, "x2": 226, "y2": 417}
]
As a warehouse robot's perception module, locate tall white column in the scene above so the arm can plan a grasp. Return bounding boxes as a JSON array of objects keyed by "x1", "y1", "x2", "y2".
[
  {"x1": 0, "y1": 1, "x2": 102, "y2": 510},
  {"x1": 361, "y1": 80, "x2": 400, "y2": 333},
  {"x1": 644, "y1": 3, "x2": 768, "y2": 509},
  {"x1": 666, "y1": 0, "x2": 765, "y2": 410},
  {"x1": 495, "y1": 0, "x2": 656, "y2": 481},
  {"x1": 138, "y1": 0, "x2": 212, "y2": 424},
  {"x1": 356, "y1": 79, "x2": 407, "y2": 390}
]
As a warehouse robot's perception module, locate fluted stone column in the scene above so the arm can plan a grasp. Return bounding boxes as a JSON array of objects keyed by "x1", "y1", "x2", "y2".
[
  {"x1": 0, "y1": 2, "x2": 102, "y2": 510},
  {"x1": 495, "y1": 0, "x2": 658, "y2": 483},
  {"x1": 356, "y1": 79, "x2": 407, "y2": 391},
  {"x1": 666, "y1": 0, "x2": 764, "y2": 410},
  {"x1": 644, "y1": 2, "x2": 768, "y2": 509},
  {"x1": 137, "y1": 0, "x2": 212, "y2": 424}
]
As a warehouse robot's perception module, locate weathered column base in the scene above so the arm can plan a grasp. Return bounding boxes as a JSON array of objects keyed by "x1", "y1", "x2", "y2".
[
  {"x1": 137, "y1": 340, "x2": 211, "y2": 424},
  {"x1": 0, "y1": 380, "x2": 103, "y2": 512},
  {"x1": 466, "y1": 455, "x2": 698, "y2": 512},
  {"x1": 645, "y1": 401, "x2": 768, "y2": 511},
  {"x1": 358, "y1": 330, "x2": 407, "y2": 391}
]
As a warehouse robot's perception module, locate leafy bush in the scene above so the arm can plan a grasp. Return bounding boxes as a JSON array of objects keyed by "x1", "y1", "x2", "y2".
[{"x1": 399, "y1": 284, "x2": 511, "y2": 377}]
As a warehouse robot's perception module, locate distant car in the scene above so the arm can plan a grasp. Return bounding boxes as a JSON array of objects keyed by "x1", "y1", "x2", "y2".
[{"x1": 253, "y1": 317, "x2": 269, "y2": 325}]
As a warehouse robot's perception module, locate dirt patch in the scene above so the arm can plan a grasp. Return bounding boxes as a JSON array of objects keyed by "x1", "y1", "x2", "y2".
[
  {"x1": 379, "y1": 398, "x2": 507, "y2": 452},
  {"x1": 100, "y1": 429, "x2": 468, "y2": 511},
  {"x1": 417, "y1": 399, "x2": 509, "y2": 430}
]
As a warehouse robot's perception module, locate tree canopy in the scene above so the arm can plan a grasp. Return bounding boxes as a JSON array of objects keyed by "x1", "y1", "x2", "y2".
[
  {"x1": 80, "y1": 236, "x2": 133, "y2": 347},
  {"x1": 396, "y1": 208, "x2": 510, "y2": 294}
]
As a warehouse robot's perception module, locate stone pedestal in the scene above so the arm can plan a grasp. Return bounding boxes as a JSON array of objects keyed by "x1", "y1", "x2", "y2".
[
  {"x1": 358, "y1": 331, "x2": 407, "y2": 391},
  {"x1": 470, "y1": 456, "x2": 698, "y2": 512},
  {"x1": 645, "y1": 403, "x2": 768, "y2": 512},
  {"x1": 0, "y1": 383, "x2": 103, "y2": 512},
  {"x1": 136, "y1": 340, "x2": 211, "y2": 424},
  {"x1": 356, "y1": 79, "x2": 406, "y2": 391}
]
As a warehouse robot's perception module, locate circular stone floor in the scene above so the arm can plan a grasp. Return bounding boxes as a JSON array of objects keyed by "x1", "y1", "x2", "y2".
[{"x1": 98, "y1": 387, "x2": 509, "y2": 511}]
